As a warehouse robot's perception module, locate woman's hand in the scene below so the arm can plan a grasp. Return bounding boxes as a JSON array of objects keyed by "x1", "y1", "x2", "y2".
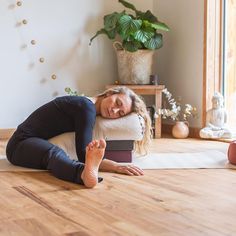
[
  {"x1": 99, "y1": 159, "x2": 144, "y2": 176},
  {"x1": 115, "y1": 164, "x2": 144, "y2": 176}
]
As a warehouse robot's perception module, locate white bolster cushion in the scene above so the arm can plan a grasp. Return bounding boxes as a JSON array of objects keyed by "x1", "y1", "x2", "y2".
[
  {"x1": 49, "y1": 113, "x2": 144, "y2": 160},
  {"x1": 93, "y1": 113, "x2": 144, "y2": 140}
]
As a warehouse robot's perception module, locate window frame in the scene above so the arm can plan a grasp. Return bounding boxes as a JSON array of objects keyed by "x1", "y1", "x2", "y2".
[{"x1": 203, "y1": 0, "x2": 224, "y2": 126}]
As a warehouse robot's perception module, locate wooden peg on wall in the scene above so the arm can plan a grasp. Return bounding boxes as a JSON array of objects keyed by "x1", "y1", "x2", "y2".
[
  {"x1": 22, "y1": 19, "x2": 28, "y2": 24},
  {"x1": 51, "y1": 74, "x2": 57, "y2": 80},
  {"x1": 16, "y1": 1, "x2": 22, "y2": 6},
  {"x1": 31, "y1": 40, "x2": 36, "y2": 45},
  {"x1": 39, "y1": 58, "x2": 45, "y2": 63}
]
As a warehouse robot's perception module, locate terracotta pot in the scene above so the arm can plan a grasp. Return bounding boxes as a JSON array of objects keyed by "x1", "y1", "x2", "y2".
[
  {"x1": 172, "y1": 121, "x2": 189, "y2": 139},
  {"x1": 228, "y1": 140, "x2": 236, "y2": 165}
]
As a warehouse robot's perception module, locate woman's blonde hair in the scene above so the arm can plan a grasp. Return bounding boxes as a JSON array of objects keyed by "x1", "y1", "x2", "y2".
[{"x1": 98, "y1": 86, "x2": 152, "y2": 154}]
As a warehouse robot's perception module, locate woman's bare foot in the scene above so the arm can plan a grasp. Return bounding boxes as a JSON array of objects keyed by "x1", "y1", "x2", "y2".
[{"x1": 81, "y1": 139, "x2": 106, "y2": 188}]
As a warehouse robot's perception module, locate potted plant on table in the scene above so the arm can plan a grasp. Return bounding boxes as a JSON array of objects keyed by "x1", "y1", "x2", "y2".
[{"x1": 89, "y1": 0, "x2": 170, "y2": 85}]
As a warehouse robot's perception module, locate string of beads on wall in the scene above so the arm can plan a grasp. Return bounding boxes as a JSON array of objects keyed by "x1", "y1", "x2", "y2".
[{"x1": 14, "y1": 1, "x2": 57, "y2": 81}]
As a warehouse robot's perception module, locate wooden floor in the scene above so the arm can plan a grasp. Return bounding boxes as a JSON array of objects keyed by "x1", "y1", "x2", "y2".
[{"x1": 0, "y1": 138, "x2": 235, "y2": 236}]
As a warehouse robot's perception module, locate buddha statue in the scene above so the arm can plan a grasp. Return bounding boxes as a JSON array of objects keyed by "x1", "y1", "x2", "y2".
[{"x1": 200, "y1": 92, "x2": 232, "y2": 139}]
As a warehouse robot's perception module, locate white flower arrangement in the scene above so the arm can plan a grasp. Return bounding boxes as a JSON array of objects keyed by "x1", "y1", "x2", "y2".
[{"x1": 154, "y1": 88, "x2": 197, "y2": 121}]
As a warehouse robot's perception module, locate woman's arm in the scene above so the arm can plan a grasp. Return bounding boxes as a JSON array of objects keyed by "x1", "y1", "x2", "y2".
[{"x1": 99, "y1": 159, "x2": 144, "y2": 176}]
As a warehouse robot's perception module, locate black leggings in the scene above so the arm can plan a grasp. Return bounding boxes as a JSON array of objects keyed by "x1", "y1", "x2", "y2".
[
  {"x1": 6, "y1": 136, "x2": 87, "y2": 184},
  {"x1": 6, "y1": 96, "x2": 103, "y2": 185}
]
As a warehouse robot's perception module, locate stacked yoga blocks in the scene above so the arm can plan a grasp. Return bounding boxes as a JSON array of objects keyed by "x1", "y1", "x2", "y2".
[
  {"x1": 49, "y1": 113, "x2": 144, "y2": 163},
  {"x1": 105, "y1": 140, "x2": 134, "y2": 162}
]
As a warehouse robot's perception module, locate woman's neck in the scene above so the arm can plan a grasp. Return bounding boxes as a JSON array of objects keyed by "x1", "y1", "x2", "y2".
[{"x1": 86, "y1": 96, "x2": 101, "y2": 115}]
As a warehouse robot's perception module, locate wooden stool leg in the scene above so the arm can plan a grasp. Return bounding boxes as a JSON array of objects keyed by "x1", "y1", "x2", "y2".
[{"x1": 155, "y1": 91, "x2": 162, "y2": 138}]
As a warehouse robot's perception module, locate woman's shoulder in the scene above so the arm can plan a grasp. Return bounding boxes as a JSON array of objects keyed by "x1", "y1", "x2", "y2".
[
  {"x1": 54, "y1": 95, "x2": 91, "y2": 103},
  {"x1": 54, "y1": 96, "x2": 95, "y2": 111}
]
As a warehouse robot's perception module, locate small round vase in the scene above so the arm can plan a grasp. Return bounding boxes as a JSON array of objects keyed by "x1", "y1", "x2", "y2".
[{"x1": 172, "y1": 121, "x2": 189, "y2": 139}]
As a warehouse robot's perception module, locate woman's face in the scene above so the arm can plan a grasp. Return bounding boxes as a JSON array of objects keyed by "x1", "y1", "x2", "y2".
[{"x1": 99, "y1": 93, "x2": 132, "y2": 119}]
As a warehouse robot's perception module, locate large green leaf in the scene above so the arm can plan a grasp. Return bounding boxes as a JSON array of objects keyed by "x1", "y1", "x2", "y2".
[
  {"x1": 137, "y1": 10, "x2": 158, "y2": 23},
  {"x1": 144, "y1": 33, "x2": 163, "y2": 49},
  {"x1": 119, "y1": 15, "x2": 142, "y2": 35},
  {"x1": 89, "y1": 29, "x2": 107, "y2": 45},
  {"x1": 123, "y1": 40, "x2": 142, "y2": 52},
  {"x1": 134, "y1": 29, "x2": 154, "y2": 43},
  {"x1": 142, "y1": 20, "x2": 170, "y2": 32},
  {"x1": 89, "y1": 28, "x2": 116, "y2": 45},
  {"x1": 104, "y1": 12, "x2": 124, "y2": 31},
  {"x1": 151, "y1": 21, "x2": 170, "y2": 31},
  {"x1": 106, "y1": 28, "x2": 117, "y2": 39},
  {"x1": 118, "y1": 0, "x2": 137, "y2": 11}
]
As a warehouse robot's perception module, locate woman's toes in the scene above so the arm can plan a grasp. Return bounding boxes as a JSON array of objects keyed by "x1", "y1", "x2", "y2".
[
  {"x1": 99, "y1": 139, "x2": 106, "y2": 149},
  {"x1": 95, "y1": 140, "x2": 100, "y2": 148}
]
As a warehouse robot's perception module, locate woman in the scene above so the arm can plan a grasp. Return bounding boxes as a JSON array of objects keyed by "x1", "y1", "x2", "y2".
[{"x1": 6, "y1": 86, "x2": 152, "y2": 188}]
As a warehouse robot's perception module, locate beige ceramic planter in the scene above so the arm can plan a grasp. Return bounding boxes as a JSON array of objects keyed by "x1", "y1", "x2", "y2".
[{"x1": 114, "y1": 43, "x2": 154, "y2": 85}]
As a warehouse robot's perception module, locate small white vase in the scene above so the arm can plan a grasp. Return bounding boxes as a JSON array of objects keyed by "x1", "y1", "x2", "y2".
[{"x1": 172, "y1": 121, "x2": 189, "y2": 139}]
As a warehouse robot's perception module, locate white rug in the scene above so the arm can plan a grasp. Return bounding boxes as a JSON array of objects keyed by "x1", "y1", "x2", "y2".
[
  {"x1": 0, "y1": 150, "x2": 235, "y2": 171},
  {"x1": 133, "y1": 150, "x2": 236, "y2": 169},
  {"x1": 0, "y1": 156, "x2": 44, "y2": 172}
]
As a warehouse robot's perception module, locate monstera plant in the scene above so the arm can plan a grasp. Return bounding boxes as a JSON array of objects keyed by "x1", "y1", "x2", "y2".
[
  {"x1": 90, "y1": 0, "x2": 170, "y2": 52},
  {"x1": 90, "y1": 0, "x2": 170, "y2": 84}
]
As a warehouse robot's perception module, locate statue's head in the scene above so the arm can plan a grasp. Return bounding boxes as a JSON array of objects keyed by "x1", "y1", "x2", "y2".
[{"x1": 212, "y1": 92, "x2": 224, "y2": 109}]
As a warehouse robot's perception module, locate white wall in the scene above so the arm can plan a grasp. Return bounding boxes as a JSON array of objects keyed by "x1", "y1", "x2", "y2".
[
  {"x1": 153, "y1": 0, "x2": 204, "y2": 127},
  {"x1": 0, "y1": 0, "x2": 204, "y2": 128},
  {"x1": 0, "y1": 0, "x2": 153, "y2": 128}
]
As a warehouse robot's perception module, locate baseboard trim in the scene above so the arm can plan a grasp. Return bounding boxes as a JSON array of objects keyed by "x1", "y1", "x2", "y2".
[
  {"x1": 0, "y1": 129, "x2": 15, "y2": 139},
  {"x1": 162, "y1": 124, "x2": 201, "y2": 138}
]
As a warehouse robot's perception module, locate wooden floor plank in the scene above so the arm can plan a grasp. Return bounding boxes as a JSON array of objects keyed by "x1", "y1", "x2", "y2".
[{"x1": 0, "y1": 138, "x2": 235, "y2": 235}]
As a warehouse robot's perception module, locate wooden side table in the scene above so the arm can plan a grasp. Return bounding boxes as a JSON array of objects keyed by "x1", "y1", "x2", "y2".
[{"x1": 106, "y1": 85, "x2": 165, "y2": 138}]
